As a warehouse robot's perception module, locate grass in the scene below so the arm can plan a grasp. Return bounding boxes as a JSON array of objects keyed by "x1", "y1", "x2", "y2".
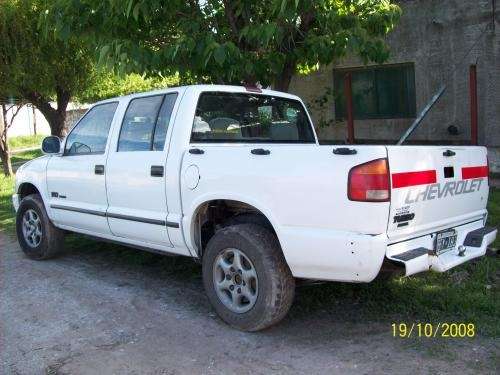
[
  {"x1": 10, "y1": 149, "x2": 43, "y2": 165},
  {"x1": 0, "y1": 134, "x2": 43, "y2": 168},
  {"x1": 488, "y1": 189, "x2": 500, "y2": 248},
  {"x1": 0, "y1": 149, "x2": 43, "y2": 167},
  {"x1": 0, "y1": 174, "x2": 15, "y2": 233},
  {"x1": 8, "y1": 134, "x2": 44, "y2": 151},
  {"x1": 0, "y1": 171, "x2": 498, "y2": 336}
]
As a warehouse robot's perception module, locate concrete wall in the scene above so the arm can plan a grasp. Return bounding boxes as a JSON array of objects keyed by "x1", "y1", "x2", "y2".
[
  {"x1": 289, "y1": 0, "x2": 499, "y2": 169},
  {"x1": 64, "y1": 108, "x2": 88, "y2": 131},
  {"x1": 6, "y1": 103, "x2": 89, "y2": 138}
]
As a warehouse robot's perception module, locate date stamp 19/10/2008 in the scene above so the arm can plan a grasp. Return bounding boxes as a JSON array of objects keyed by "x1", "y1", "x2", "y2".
[{"x1": 392, "y1": 323, "x2": 476, "y2": 338}]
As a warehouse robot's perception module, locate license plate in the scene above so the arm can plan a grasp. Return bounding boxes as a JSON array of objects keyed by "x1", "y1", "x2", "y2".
[{"x1": 435, "y1": 229, "x2": 457, "y2": 255}]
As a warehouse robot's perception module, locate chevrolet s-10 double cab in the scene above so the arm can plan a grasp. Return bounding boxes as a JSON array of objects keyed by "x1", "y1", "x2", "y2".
[{"x1": 13, "y1": 85, "x2": 497, "y2": 331}]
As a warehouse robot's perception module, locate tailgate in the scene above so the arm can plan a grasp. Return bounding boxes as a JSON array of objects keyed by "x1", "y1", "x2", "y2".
[{"x1": 386, "y1": 146, "x2": 489, "y2": 241}]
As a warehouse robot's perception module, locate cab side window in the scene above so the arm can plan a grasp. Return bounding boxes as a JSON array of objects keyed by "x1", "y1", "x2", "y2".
[
  {"x1": 65, "y1": 102, "x2": 118, "y2": 155},
  {"x1": 118, "y1": 93, "x2": 177, "y2": 152}
]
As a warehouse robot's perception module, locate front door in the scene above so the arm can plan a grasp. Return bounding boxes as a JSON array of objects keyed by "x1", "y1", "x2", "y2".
[
  {"x1": 47, "y1": 102, "x2": 119, "y2": 235},
  {"x1": 105, "y1": 93, "x2": 178, "y2": 246}
]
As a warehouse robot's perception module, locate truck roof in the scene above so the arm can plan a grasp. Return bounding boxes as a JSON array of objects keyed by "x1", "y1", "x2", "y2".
[{"x1": 94, "y1": 84, "x2": 301, "y2": 105}]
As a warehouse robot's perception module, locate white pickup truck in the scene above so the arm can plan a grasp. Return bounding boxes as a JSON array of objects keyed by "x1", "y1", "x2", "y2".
[{"x1": 13, "y1": 85, "x2": 497, "y2": 331}]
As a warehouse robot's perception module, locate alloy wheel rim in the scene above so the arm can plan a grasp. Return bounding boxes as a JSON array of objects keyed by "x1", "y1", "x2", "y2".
[
  {"x1": 212, "y1": 248, "x2": 258, "y2": 313},
  {"x1": 22, "y1": 209, "x2": 42, "y2": 248}
]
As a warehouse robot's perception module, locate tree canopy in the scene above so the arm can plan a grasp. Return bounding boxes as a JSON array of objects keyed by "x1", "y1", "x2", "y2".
[
  {"x1": 45, "y1": 0, "x2": 401, "y2": 91},
  {"x1": 0, "y1": 0, "x2": 96, "y2": 136},
  {"x1": 78, "y1": 72, "x2": 180, "y2": 103},
  {"x1": 1, "y1": 0, "x2": 181, "y2": 137}
]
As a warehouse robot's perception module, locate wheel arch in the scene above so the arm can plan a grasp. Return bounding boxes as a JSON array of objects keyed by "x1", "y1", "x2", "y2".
[
  {"x1": 17, "y1": 181, "x2": 52, "y2": 220},
  {"x1": 18, "y1": 182, "x2": 41, "y2": 199},
  {"x1": 188, "y1": 197, "x2": 283, "y2": 258}
]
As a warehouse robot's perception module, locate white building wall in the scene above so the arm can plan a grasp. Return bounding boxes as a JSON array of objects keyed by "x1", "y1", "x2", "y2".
[{"x1": 6, "y1": 105, "x2": 50, "y2": 137}]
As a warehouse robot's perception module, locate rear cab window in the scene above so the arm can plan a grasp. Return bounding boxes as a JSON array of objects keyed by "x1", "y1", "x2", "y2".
[
  {"x1": 118, "y1": 93, "x2": 178, "y2": 152},
  {"x1": 191, "y1": 92, "x2": 315, "y2": 143}
]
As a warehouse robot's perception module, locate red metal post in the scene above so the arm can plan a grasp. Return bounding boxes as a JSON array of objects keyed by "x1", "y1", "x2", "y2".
[
  {"x1": 344, "y1": 72, "x2": 355, "y2": 144},
  {"x1": 469, "y1": 65, "x2": 478, "y2": 145}
]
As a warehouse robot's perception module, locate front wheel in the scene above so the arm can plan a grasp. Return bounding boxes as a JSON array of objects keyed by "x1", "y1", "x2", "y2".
[
  {"x1": 202, "y1": 223, "x2": 295, "y2": 331},
  {"x1": 16, "y1": 194, "x2": 65, "y2": 260}
]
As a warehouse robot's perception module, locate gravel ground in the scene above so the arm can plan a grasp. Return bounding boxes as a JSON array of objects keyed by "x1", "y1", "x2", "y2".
[{"x1": 1, "y1": 233, "x2": 498, "y2": 375}]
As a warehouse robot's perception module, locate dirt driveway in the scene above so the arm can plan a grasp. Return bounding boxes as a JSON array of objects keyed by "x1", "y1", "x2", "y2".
[{"x1": 1, "y1": 233, "x2": 497, "y2": 374}]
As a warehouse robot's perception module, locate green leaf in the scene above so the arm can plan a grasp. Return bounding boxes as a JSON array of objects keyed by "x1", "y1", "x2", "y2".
[
  {"x1": 98, "y1": 45, "x2": 111, "y2": 66},
  {"x1": 204, "y1": 50, "x2": 213, "y2": 68},
  {"x1": 280, "y1": 0, "x2": 287, "y2": 14},
  {"x1": 132, "y1": 3, "x2": 140, "y2": 21},
  {"x1": 126, "y1": 0, "x2": 134, "y2": 17},
  {"x1": 172, "y1": 44, "x2": 180, "y2": 60},
  {"x1": 213, "y1": 45, "x2": 226, "y2": 65}
]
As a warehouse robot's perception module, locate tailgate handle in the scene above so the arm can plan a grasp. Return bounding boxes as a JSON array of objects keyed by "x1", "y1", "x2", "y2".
[
  {"x1": 443, "y1": 149, "x2": 456, "y2": 157},
  {"x1": 333, "y1": 147, "x2": 357, "y2": 155}
]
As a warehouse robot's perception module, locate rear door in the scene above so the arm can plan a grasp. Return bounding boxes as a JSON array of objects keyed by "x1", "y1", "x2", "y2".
[
  {"x1": 386, "y1": 146, "x2": 489, "y2": 241},
  {"x1": 105, "y1": 93, "x2": 178, "y2": 247}
]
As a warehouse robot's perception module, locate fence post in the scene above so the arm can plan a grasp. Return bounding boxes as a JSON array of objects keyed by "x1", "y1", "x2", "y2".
[
  {"x1": 344, "y1": 72, "x2": 355, "y2": 144},
  {"x1": 469, "y1": 64, "x2": 478, "y2": 145}
]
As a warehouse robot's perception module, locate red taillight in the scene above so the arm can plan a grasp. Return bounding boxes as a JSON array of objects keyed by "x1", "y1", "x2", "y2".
[{"x1": 348, "y1": 158, "x2": 390, "y2": 202}]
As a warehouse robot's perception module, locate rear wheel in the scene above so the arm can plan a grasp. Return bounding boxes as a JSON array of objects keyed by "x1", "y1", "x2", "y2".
[
  {"x1": 202, "y1": 223, "x2": 295, "y2": 331},
  {"x1": 16, "y1": 194, "x2": 65, "y2": 260}
]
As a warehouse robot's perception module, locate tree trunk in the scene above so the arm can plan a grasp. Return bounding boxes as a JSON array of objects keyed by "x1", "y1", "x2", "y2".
[
  {"x1": 47, "y1": 111, "x2": 67, "y2": 138},
  {"x1": 0, "y1": 108, "x2": 13, "y2": 176},
  {"x1": 32, "y1": 105, "x2": 37, "y2": 135},
  {"x1": 274, "y1": 58, "x2": 296, "y2": 92},
  {"x1": 37, "y1": 104, "x2": 68, "y2": 138},
  {"x1": 0, "y1": 146, "x2": 13, "y2": 176},
  {"x1": 24, "y1": 88, "x2": 70, "y2": 138}
]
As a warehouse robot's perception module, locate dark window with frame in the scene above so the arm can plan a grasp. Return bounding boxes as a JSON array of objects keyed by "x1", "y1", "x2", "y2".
[
  {"x1": 64, "y1": 102, "x2": 118, "y2": 155},
  {"x1": 191, "y1": 92, "x2": 315, "y2": 143},
  {"x1": 153, "y1": 94, "x2": 177, "y2": 151},
  {"x1": 118, "y1": 93, "x2": 177, "y2": 152},
  {"x1": 334, "y1": 64, "x2": 416, "y2": 120}
]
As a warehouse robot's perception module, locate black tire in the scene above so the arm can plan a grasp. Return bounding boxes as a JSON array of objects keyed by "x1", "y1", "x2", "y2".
[
  {"x1": 16, "y1": 194, "x2": 65, "y2": 260},
  {"x1": 202, "y1": 223, "x2": 295, "y2": 331}
]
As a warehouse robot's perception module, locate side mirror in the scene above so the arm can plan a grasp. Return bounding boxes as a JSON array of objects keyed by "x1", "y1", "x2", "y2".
[{"x1": 41, "y1": 136, "x2": 62, "y2": 154}]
